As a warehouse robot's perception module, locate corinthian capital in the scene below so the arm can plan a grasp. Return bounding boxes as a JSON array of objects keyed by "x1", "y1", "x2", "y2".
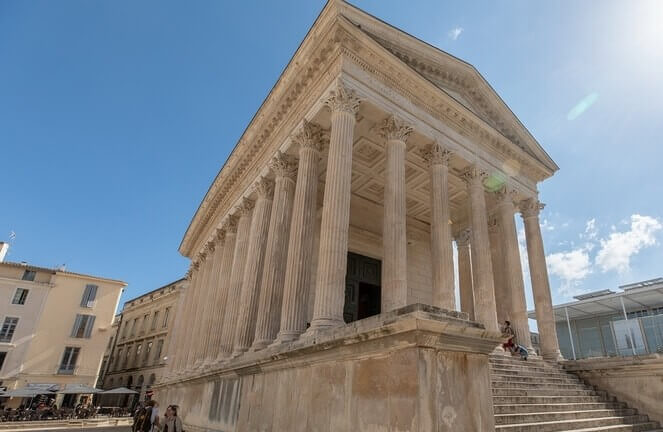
[
  {"x1": 519, "y1": 198, "x2": 545, "y2": 219},
  {"x1": 292, "y1": 120, "x2": 325, "y2": 152},
  {"x1": 494, "y1": 185, "x2": 519, "y2": 207},
  {"x1": 460, "y1": 164, "x2": 487, "y2": 188},
  {"x1": 378, "y1": 115, "x2": 413, "y2": 142},
  {"x1": 322, "y1": 81, "x2": 361, "y2": 115},
  {"x1": 215, "y1": 227, "x2": 226, "y2": 244},
  {"x1": 254, "y1": 176, "x2": 275, "y2": 199},
  {"x1": 269, "y1": 151, "x2": 298, "y2": 180},
  {"x1": 419, "y1": 141, "x2": 452, "y2": 167},
  {"x1": 455, "y1": 228, "x2": 471, "y2": 247},
  {"x1": 237, "y1": 197, "x2": 255, "y2": 216},
  {"x1": 223, "y1": 215, "x2": 239, "y2": 233}
]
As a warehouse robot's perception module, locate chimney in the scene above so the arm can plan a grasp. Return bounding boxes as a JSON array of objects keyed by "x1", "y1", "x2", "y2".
[{"x1": 0, "y1": 242, "x2": 8, "y2": 262}]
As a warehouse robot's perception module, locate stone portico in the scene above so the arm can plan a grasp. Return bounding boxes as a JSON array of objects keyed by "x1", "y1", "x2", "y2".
[{"x1": 157, "y1": 1, "x2": 562, "y2": 430}]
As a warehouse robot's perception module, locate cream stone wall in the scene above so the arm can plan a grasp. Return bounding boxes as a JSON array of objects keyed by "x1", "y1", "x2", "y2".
[
  {"x1": 564, "y1": 355, "x2": 663, "y2": 424},
  {"x1": 0, "y1": 262, "x2": 125, "y2": 395}
]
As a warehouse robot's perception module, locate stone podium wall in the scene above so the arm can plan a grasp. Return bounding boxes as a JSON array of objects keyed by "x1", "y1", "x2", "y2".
[
  {"x1": 564, "y1": 355, "x2": 663, "y2": 424},
  {"x1": 156, "y1": 305, "x2": 502, "y2": 432}
]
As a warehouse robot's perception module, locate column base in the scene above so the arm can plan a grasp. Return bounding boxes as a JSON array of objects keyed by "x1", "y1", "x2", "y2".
[
  {"x1": 542, "y1": 349, "x2": 564, "y2": 362},
  {"x1": 248, "y1": 339, "x2": 272, "y2": 352},
  {"x1": 270, "y1": 330, "x2": 302, "y2": 346},
  {"x1": 303, "y1": 317, "x2": 344, "y2": 337}
]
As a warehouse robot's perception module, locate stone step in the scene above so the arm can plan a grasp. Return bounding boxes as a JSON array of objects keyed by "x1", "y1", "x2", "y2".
[
  {"x1": 494, "y1": 415, "x2": 652, "y2": 432},
  {"x1": 492, "y1": 380, "x2": 587, "y2": 390},
  {"x1": 492, "y1": 373, "x2": 580, "y2": 384},
  {"x1": 495, "y1": 409, "x2": 638, "y2": 425},
  {"x1": 490, "y1": 368, "x2": 578, "y2": 379},
  {"x1": 492, "y1": 387, "x2": 598, "y2": 397},
  {"x1": 562, "y1": 426, "x2": 663, "y2": 432},
  {"x1": 493, "y1": 402, "x2": 627, "y2": 415},
  {"x1": 490, "y1": 363, "x2": 565, "y2": 373},
  {"x1": 493, "y1": 395, "x2": 614, "y2": 405}
]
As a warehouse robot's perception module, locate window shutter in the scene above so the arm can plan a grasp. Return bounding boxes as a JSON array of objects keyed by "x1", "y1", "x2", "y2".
[
  {"x1": 84, "y1": 315, "x2": 96, "y2": 338},
  {"x1": 88, "y1": 285, "x2": 98, "y2": 303},
  {"x1": 71, "y1": 315, "x2": 83, "y2": 337},
  {"x1": 80, "y1": 286, "x2": 90, "y2": 307}
]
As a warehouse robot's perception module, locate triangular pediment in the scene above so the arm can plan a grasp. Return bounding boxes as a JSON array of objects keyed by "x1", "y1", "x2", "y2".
[{"x1": 337, "y1": 1, "x2": 558, "y2": 173}]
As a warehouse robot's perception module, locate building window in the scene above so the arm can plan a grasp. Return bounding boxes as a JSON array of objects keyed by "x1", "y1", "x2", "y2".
[
  {"x1": 151, "y1": 311, "x2": 160, "y2": 331},
  {"x1": 134, "y1": 344, "x2": 142, "y2": 367},
  {"x1": 162, "y1": 308, "x2": 171, "y2": 328},
  {"x1": 70, "y1": 314, "x2": 96, "y2": 338},
  {"x1": 122, "y1": 321, "x2": 129, "y2": 339},
  {"x1": 59, "y1": 347, "x2": 80, "y2": 375},
  {"x1": 11, "y1": 288, "x2": 29, "y2": 305},
  {"x1": 0, "y1": 352, "x2": 6, "y2": 371},
  {"x1": 123, "y1": 346, "x2": 131, "y2": 369},
  {"x1": 80, "y1": 284, "x2": 98, "y2": 308},
  {"x1": 115, "y1": 348, "x2": 123, "y2": 370},
  {"x1": 21, "y1": 270, "x2": 36, "y2": 281},
  {"x1": 154, "y1": 339, "x2": 164, "y2": 364},
  {"x1": 141, "y1": 314, "x2": 149, "y2": 334},
  {"x1": 108, "y1": 336, "x2": 114, "y2": 349},
  {"x1": 144, "y1": 342, "x2": 152, "y2": 365},
  {"x1": 0, "y1": 317, "x2": 19, "y2": 343},
  {"x1": 130, "y1": 318, "x2": 138, "y2": 337}
]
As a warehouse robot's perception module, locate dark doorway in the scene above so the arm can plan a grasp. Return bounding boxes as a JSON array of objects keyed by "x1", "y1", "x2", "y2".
[{"x1": 344, "y1": 252, "x2": 381, "y2": 323}]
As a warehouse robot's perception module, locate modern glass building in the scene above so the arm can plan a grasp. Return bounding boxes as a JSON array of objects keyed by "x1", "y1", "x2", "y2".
[{"x1": 528, "y1": 278, "x2": 663, "y2": 360}]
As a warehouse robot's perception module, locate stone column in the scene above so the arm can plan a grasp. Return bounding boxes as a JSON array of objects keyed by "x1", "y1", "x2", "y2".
[
  {"x1": 177, "y1": 262, "x2": 200, "y2": 373},
  {"x1": 274, "y1": 121, "x2": 324, "y2": 344},
  {"x1": 201, "y1": 227, "x2": 227, "y2": 365},
  {"x1": 456, "y1": 229, "x2": 474, "y2": 320},
  {"x1": 169, "y1": 265, "x2": 195, "y2": 375},
  {"x1": 378, "y1": 115, "x2": 412, "y2": 312},
  {"x1": 251, "y1": 153, "x2": 298, "y2": 350},
  {"x1": 520, "y1": 198, "x2": 563, "y2": 360},
  {"x1": 488, "y1": 217, "x2": 509, "y2": 324},
  {"x1": 496, "y1": 188, "x2": 534, "y2": 352},
  {"x1": 191, "y1": 242, "x2": 216, "y2": 369},
  {"x1": 209, "y1": 217, "x2": 238, "y2": 363},
  {"x1": 195, "y1": 233, "x2": 226, "y2": 368},
  {"x1": 232, "y1": 178, "x2": 274, "y2": 355},
  {"x1": 461, "y1": 166, "x2": 499, "y2": 332},
  {"x1": 218, "y1": 199, "x2": 254, "y2": 357},
  {"x1": 307, "y1": 82, "x2": 361, "y2": 333},
  {"x1": 420, "y1": 142, "x2": 455, "y2": 310}
]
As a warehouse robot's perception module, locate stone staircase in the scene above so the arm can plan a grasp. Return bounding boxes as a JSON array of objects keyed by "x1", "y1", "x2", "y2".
[{"x1": 490, "y1": 354, "x2": 662, "y2": 432}]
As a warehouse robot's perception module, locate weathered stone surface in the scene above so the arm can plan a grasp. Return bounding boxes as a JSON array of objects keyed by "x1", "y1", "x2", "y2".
[{"x1": 156, "y1": 305, "x2": 501, "y2": 432}]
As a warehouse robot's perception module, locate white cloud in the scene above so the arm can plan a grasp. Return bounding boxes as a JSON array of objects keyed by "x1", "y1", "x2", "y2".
[
  {"x1": 585, "y1": 218, "x2": 598, "y2": 239},
  {"x1": 448, "y1": 27, "x2": 463, "y2": 40},
  {"x1": 540, "y1": 219, "x2": 555, "y2": 231},
  {"x1": 547, "y1": 248, "x2": 592, "y2": 294},
  {"x1": 595, "y1": 214, "x2": 662, "y2": 273}
]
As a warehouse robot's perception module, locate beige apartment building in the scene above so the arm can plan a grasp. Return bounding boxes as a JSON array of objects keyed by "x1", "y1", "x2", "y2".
[
  {"x1": 101, "y1": 278, "x2": 185, "y2": 402},
  {"x1": 0, "y1": 249, "x2": 125, "y2": 404}
]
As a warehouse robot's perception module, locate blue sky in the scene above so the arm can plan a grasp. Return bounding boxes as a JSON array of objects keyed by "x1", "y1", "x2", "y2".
[{"x1": 1, "y1": 0, "x2": 662, "y2": 315}]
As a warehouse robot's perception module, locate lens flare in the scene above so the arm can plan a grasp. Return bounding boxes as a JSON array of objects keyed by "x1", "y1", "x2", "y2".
[
  {"x1": 484, "y1": 171, "x2": 507, "y2": 192},
  {"x1": 567, "y1": 92, "x2": 599, "y2": 120}
]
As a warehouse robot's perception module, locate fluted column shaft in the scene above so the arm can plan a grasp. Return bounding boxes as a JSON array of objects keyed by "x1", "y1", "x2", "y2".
[
  {"x1": 252, "y1": 154, "x2": 297, "y2": 350},
  {"x1": 177, "y1": 266, "x2": 199, "y2": 372},
  {"x1": 456, "y1": 230, "x2": 474, "y2": 320},
  {"x1": 218, "y1": 200, "x2": 254, "y2": 357},
  {"x1": 497, "y1": 190, "x2": 533, "y2": 352},
  {"x1": 488, "y1": 218, "x2": 509, "y2": 324},
  {"x1": 379, "y1": 116, "x2": 411, "y2": 312},
  {"x1": 186, "y1": 249, "x2": 213, "y2": 369},
  {"x1": 195, "y1": 239, "x2": 225, "y2": 367},
  {"x1": 171, "y1": 267, "x2": 196, "y2": 374},
  {"x1": 232, "y1": 179, "x2": 274, "y2": 355},
  {"x1": 308, "y1": 83, "x2": 360, "y2": 332},
  {"x1": 201, "y1": 229, "x2": 227, "y2": 364},
  {"x1": 164, "y1": 282, "x2": 187, "y2": 376},
  {"x1": 521, "y1": 199, "x2": 563, "y2": 360},
  {"x1": 421, "y1": 143, "x2": 455, "y2": 310},
  {"x1": 463, "y1": 167, "x2": 499, "y2": 332},
  {"x1": 210, "y1": 219, "x2": 237, "y2": 362},
  {"x1": 275, "y1": 122, "x2": 323, "y2": 343}
]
